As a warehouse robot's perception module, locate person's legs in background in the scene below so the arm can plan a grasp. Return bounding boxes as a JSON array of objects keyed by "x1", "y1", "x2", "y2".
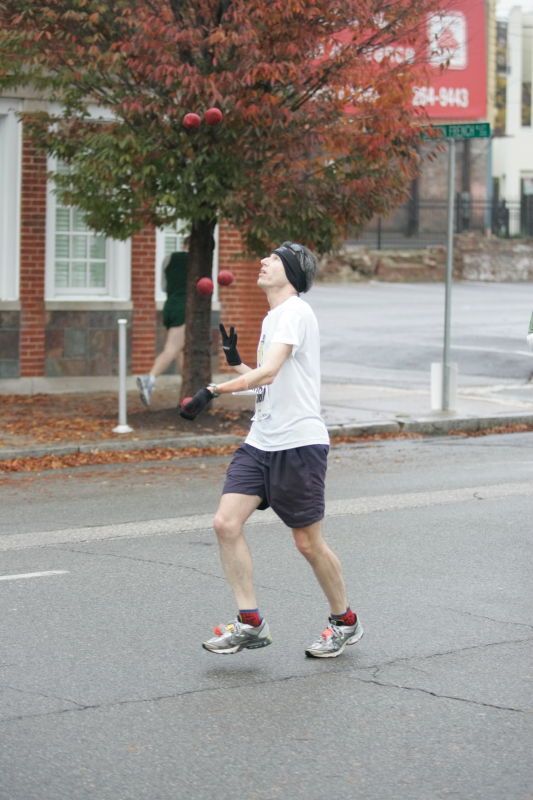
[{"x1": 137, "y1": 325, "x2": 185, "y2": 406}]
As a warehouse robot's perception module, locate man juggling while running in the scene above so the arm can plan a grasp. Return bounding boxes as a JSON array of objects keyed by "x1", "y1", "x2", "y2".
[{"x1": 180, "y1": 242, "x2": 363, "y2": 658}]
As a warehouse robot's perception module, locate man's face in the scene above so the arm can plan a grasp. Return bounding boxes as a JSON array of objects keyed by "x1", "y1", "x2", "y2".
[{"x1": 257, "y1": 253, "x2": 290, "y2": 290}]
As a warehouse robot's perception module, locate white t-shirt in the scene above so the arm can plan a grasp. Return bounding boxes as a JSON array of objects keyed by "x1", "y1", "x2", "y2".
[{"x1": 245, "y1": 295, "x2": 329, "y2": 451}]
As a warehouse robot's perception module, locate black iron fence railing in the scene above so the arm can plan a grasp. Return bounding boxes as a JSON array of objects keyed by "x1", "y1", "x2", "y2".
[{"x1": 348, "y1": 197, "x2": 533, "y2": 250}]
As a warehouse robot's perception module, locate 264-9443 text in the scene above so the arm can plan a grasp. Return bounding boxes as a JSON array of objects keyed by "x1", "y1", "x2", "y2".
[{"x1": 413, "y1": 86, "x2": 469, "y2": 109}]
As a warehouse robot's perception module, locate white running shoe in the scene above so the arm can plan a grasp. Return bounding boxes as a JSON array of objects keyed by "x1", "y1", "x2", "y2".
[
  {"x1": 305, "y1": 618, "x2": 364, "y2": 658},
  {"x1": 202, "y1": 618, "x2": 272, "y2": 654},
  {"x1": 136, "y1": 375, "x2": 155, "y2": 406}
]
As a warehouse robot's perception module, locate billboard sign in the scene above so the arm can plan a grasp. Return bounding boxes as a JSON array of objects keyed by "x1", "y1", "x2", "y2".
[{"x1": 413, "y1": 0, "x2": 487, "y2": 120}]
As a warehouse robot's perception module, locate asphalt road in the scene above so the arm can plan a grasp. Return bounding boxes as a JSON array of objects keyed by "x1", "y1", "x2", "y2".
[
  {"x1": 1, "y1": 432, "x2": 532, "y2": 800},
  {"x1": 307, "y1": 281, "x2": 533, "y2": 387}
]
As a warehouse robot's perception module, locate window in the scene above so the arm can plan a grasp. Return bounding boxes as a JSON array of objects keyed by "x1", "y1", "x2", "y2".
[
  {"x1": 54, "y1": 204, "x2": 108, "y2": 293},
  {"x1": 0, "y1": 100, "x2": 21, "y2": 302},
  {"x1": 521, "y1": 29, "x2": 532, "y2": 127},
  {"x1": 521, "y1": 81, "x2": 531, "y2": 127},
  {"x1": 46, "y1": 158, "x2": 130, "y2": 301},
  {"x1": 154, "y1": 220, "x2": 220, "y2": 307},
  {"x1": 494, "y1": 21, "x2": 508, "y2": 136},
  {"x1": 161, "y1": 222, "x2": 188, "y2": 258}
]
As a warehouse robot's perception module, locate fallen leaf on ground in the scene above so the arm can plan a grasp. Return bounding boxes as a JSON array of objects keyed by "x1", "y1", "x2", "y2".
[{"x1": 0, "y1": 445, "x2": 236, "y2": 473}]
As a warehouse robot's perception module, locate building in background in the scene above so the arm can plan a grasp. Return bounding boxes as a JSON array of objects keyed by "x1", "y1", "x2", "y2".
[
  {"x1": 493, "y1": 5, "x2": 533, "y2": 235},
  {"x1": 350, "y1": 0, "x2": 497, "y2": 249},
  {"x1": 0, "y1": 1, "x2": 501, "y2": 388},
  {"x1": 0, "y1": 94, "x2": 265, "y2": 387}
]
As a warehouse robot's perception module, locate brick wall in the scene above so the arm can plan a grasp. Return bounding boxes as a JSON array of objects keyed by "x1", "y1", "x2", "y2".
[
  {"x1": 217, "y1": 222, "x2": 268, "y2": 371},
  {"x1": 131, "y1": 227, "x2": 157, "y2": 374},
  {"x1": 11, "y1": 150, "x2": 265, "y2": 381},
  {"x1": 19, "y1": 130, "x2": 47, "y2": 377},
  {"x1": 419, "y1": 140, "x2": 488, "y2": 204}
]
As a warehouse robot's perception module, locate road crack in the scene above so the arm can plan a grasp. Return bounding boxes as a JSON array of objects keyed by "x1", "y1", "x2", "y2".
[
  {"x1": 51, "y1": 545, "x2": 228, "y2": 584},
  {"x1": 355, "y1": 671, "x2": 528, "y2": 714},
  {"x1": 359, "y1": 634, "x2": 533, "y2": 673},
  {"x1": 2, "y1": 636, "x2": 531, "y2": 725},
  {"x1": 50, "y1": 546, "x2": 314, "y2": 599},
  {"x1": 1, "y1": 682, "x2": 85, "y2": 709},
  {"x1": 435, "y1": 605, "x2": 533, "y2": 632}
]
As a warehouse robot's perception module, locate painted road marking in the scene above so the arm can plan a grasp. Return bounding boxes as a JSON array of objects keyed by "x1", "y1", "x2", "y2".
[
  {"x1": 0, "y1": 570, "x2": 69, "y2": 582},
  {"x1": 1, "y1": 481, "x2": 533, "y2": 553}
]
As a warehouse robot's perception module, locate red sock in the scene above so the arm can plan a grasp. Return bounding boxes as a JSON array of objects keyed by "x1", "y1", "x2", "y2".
[
  {"x1": 331, "y1": 608, "x2": 357, "y2": 627},
  {"x1": 238, "y1": 609, "x2": 262, "y2": 627}
]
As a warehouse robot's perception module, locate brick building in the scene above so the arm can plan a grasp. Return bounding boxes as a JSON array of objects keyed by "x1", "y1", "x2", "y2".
[{"x1": 0, "y1": 100, "x2": 267, "y2": 391}]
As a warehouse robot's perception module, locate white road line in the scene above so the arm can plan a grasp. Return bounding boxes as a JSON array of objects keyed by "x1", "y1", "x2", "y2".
[
  {"x1": 447, "y1": 345, "x2": 532, "y2": 357},
  {"x1": 0, "y1": 570, "x2": 69, "y2": 582},
  {"x1": 1, "y1": 481, "x2": 533, "y2": 553}
]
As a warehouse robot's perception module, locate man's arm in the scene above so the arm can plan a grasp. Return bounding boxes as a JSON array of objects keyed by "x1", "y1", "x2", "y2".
[
  {"x1": 233, "y1": 363, "x2": 253, "y2": 374},
  {"x1": 179, "y1": 343, "x2": 292, "y2": 420},
  {"x1": 212, "y1": 342, "x2": 292, "y2": 394}
]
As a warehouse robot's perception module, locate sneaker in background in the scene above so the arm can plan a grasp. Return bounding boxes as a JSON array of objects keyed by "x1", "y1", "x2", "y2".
[{"x1": 136, "y1": 375, "x2": 155, "y2": 406}]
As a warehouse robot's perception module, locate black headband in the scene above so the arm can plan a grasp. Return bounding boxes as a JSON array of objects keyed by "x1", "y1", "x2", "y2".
[{"x1": 274, "y1": 246, "x2": 307, "y2": 293}]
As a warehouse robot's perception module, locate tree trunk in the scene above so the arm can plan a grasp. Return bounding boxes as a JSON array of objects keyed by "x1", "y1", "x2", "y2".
[{"x1": 181, "y1": 216, "x2": 217, "y2": 399}]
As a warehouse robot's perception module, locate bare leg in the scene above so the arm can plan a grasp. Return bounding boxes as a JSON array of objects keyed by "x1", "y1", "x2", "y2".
[
  {"x1": 213, "y1": 493, "x2": 262, "y2": 610},
  {"x1": 292, "y1": 522, "x2": 348, "y2": 615},
  {"x1": 150, "y1": 325, "x2": 185, "y2": 378},
  {"x1": 175, "y1": 324, "x2": 185, "y2": 373}
]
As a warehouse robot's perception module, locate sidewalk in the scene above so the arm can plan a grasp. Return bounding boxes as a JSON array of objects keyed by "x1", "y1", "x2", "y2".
[{"x1": 1, "y1": 374, "x2": 533, "y2": 464}]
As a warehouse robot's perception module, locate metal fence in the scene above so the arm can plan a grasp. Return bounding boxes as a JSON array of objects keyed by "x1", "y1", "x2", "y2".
[{"x1": 348, "y1": 197, "x2": 533, "y2": 250}]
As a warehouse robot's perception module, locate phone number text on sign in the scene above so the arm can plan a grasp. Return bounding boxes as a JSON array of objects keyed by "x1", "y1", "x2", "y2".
[{"x1": 413, "y1": 86, "x2": 470, "y2": 109}]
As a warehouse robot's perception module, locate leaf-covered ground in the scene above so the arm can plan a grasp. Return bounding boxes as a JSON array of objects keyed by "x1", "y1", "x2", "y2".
[
  {"x1": 0, "y1": 388, "x2": 252, "y2": 471},
  {"x1": 0, "y1": 389, "x2": 250, "y2": 444},
  {"x1": 1, "y1": 390, "x2": 532, "y2": 474}
]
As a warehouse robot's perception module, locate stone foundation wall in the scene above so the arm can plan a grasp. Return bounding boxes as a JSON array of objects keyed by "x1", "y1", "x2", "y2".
[
  {"x1": 0, "y1": 310, "x2": 20, "y2": 378},
  {"x1": 317, "y1": 234, "x2": 533, "y2": 283},
  {"x1": 0, "y1": 307, "x2": 224, "y2": 383},
  {"x1": 456, "y1": 233, "x2": 533, "y2": 281},
  {"x1": 317, "y1": 246, "x2": 447, "y2": 283},
  {"x1": 44, "y1": 310, "x2": 132, "y2": 377}
]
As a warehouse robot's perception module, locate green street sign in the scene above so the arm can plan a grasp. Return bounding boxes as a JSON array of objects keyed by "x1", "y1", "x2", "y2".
[{"x1": 424, "y1": 122, "x2": 491, "y2": 140}]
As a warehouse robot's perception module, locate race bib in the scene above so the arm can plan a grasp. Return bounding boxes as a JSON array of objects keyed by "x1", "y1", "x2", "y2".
[
  {"x1": 252, "y1": 384, "x2": 271, "y2": 421},
  {"x1": 252, "y1": 332, "x2": 271, "y2": 420}
]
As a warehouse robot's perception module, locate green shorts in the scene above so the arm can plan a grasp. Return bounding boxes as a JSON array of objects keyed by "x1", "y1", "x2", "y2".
[{"x1": 163, "y1": 297, "x2": 185, "y2": 329}]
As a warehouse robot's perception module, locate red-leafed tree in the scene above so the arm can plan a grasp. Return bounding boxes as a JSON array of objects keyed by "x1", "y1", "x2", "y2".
[{"x1": 0, "y1": 0, "x2": 441, "y2": 395}]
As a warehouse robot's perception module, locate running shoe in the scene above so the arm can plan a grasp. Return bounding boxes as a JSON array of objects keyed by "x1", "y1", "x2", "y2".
[
  {"x1": 136, "y1": 375, "x2": 155, "y2": 406},
  {"x1": 305, "y1": 617, "x2": 364, "y2": 659},
  {"x1": 202, "y1": 618, "x2": 272, "y2": 654}
]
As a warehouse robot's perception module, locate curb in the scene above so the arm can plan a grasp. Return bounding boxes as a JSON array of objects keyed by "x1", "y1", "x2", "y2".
[
  {"x1": 0, "y1": 434, "x2": 244, "y2": 461},
  {"x1": 399, "y1": 412, "x2": 533, "y2": 435},
  {"x1": 1, "y1": 414, "x2": 533, "y2": 462}
]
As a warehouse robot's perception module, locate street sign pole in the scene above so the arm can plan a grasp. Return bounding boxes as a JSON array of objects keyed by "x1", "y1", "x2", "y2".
[
  {"x1": 113, "y1": 318, "x2": 133, "y2": 434},
  {"x1": 426, "y1": 122, "x2": 491, "y2": 413},
  {"x1": 442, "y1": 137, "x2": 456, "y2": 412}
]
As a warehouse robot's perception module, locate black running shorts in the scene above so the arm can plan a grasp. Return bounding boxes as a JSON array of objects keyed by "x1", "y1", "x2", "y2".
[{"x1": 222, "y1": 443, "x2": 329, "y2": 529}]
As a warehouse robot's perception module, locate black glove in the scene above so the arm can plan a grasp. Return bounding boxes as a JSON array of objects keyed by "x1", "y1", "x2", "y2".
[
  {"x1": 219, "y1": 323, "x2": 242, "y2": 366},
  {"x1": 179, "y1": 387, "x2": 215, "y2": 421}
]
